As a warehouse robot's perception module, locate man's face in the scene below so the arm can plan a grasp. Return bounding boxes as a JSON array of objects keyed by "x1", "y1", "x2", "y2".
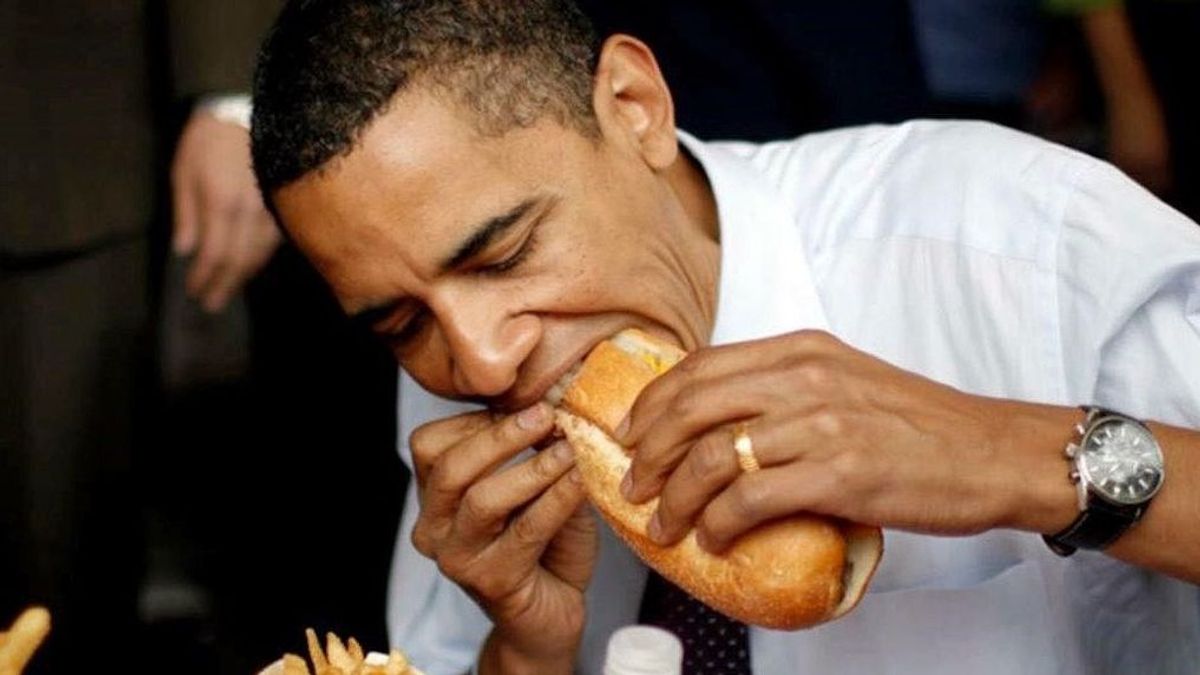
[{"x1": 274, "y1": 88, "x2": 718, "y2": 412}]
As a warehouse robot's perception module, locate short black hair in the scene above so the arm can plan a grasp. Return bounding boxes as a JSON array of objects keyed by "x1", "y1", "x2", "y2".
[{"x1": 251, "y1": 0, "x2": 600, "y2": 201}]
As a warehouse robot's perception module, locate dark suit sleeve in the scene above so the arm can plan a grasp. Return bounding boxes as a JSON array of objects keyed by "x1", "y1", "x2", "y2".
[{"x1": 166, "y1": 0, "x2": 283, "y2": 98}]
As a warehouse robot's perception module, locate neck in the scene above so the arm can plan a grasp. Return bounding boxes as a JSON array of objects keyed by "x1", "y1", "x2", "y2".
[
  {"x1": 665, "y1": 146, "x2": 720, "y2": 243},
  {"x1": 663, "y1": 141, "x2": 722, "y2": 349}
]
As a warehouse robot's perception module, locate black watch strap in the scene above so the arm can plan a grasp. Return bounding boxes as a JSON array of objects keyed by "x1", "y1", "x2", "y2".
[{"x1": 1043, "y1": 497, "x2": 1141, "y2": 556}]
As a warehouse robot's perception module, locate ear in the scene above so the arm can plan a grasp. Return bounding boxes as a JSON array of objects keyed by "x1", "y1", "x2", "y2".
[{"x1": 591, "y1": 34, "x2": 678, "y2": 171}]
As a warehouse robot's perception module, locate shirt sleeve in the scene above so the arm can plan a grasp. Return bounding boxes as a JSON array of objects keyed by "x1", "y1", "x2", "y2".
[
  {"x1": 165, "y1": 0, "x2": 283, "y2": 99},
  {"x1": 1056, "y1": 158, "x2": 1200, "y2": 427}
]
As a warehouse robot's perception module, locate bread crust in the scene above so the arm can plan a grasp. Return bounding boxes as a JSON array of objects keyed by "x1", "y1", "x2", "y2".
[{"x1": 555, "y1": 329, "x2": 882, "y2": 629}]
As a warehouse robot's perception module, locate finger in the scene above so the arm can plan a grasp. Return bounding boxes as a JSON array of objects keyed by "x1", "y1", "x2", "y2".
[
  {"x1": 623, "y1": 369, "x2": 772, "y2": 504},
  {"x1": 451, "y1": 440, "x2": 575, "y2": 545},
  {"x1": 697, "y1": 463, "x2": 820, "y2": 553},
  {"x1": 408, "y1": 411, "x2": 493, "y2": 484},
  {"x1": 201, "y1": 207, "x2": 256, "y2": 312},
  {"x1": 420, "y1": 404, "x2": 554, "y2": 525},
  {"x1": 645, "y1": 427, "x2": 741, "y2": 545},
  {"x1": 171, "y1": 165, "x2": 200, "y2": 256},
  {"x1": 541, "y1": 498, "x2": 597, "y2": 589},
  {"x1": 650, "y1": 417, "x2": 823, "y2": 544},
  {"x1": 186, "y1": 193, "x2": 235, "y2": 298},
  {"x1": 492, "y1": 465, "x2": 588, "y2": 568},
  {"x1": 620, "y1": 330, "x2": 837, "y2": 445}
]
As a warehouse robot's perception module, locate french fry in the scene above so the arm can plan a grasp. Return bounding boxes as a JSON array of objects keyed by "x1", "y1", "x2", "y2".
[
  {"x1": 325, "y1": 632, "x2": 356, "y2": 671},
  {"x1": 305, "y1": 628, "x2": 329, "y2": 671},
  {"x1": 270, "y1": 629, "x2": 422, "y2": 675},
  {"x1": 0, "y1": 606, "x2": 51, "y2": 674},
  {"x1": 281, "y1": 653, "x2": 312, "y2": 675}
]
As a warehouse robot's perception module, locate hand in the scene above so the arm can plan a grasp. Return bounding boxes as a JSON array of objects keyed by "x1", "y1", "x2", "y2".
[
  {"x1": 171, "y1": 110, "x2": 282, "y2": 313},
  {"x1": 409, "y1": 403, "x2": 596, "y2": 673},
  {"x1": 617, "y1": 330, "x2": 1073, "y2": 553}
]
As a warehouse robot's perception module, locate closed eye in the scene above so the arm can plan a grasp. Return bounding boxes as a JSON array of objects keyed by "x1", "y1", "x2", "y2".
[
  {"x1": 385, "y1": 307, "x2": 429, "y2": 347},
  {"x1": 477, "y1": 220, "x2": 542, "y2": 277}
]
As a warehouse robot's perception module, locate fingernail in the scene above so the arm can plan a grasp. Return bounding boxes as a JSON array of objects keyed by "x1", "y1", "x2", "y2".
[
  {"x1": 551, "y1": 440, "x2": 573, "y2": 461},
  {"x1": 620, "y1": 471, "x2": 634, "y2": 499},
  {"x1": 516, "y1": 404, "x2": 547, "y2": 430},
  {"x1": 648, "y1": 512, "x2": 663, "y2": 543}
]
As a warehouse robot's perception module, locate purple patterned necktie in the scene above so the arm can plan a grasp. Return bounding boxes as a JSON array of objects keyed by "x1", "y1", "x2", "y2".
[{"x1": 638, "y1": 570, "x2": 752, "y2": 674}]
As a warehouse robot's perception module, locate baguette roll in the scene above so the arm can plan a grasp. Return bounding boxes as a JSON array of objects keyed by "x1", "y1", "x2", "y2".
[{"x1": 555, "y1": 329, "x2": 882, "y2": 630}]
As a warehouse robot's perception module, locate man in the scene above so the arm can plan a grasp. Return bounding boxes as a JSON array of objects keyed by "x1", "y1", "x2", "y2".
[{"x1": 249, "y1": 1, "x2": 1200, "y2": 673}]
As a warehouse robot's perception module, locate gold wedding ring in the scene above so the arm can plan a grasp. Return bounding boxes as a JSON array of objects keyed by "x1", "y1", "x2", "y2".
[{"x1": 732, "y1": 422, "x2": 760, "y2": 472}]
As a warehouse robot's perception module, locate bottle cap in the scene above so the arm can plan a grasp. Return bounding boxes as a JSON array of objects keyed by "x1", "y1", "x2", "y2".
[{"x1": 603, "y1": 625, "x2": 683, "y2": 675}]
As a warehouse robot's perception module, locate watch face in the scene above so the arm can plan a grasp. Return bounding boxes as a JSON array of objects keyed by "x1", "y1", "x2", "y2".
[{"x1": 1080, "y1": 419, "x2": 1164, "y2": 505}]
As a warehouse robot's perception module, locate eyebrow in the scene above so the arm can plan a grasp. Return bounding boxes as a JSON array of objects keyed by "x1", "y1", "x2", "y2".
[
  {"x1": 348, "y1": 197, "x2": 541, "y2": 327},
  {"x1": 440, "y1": 197, "x2": 539, "y2": 272}
]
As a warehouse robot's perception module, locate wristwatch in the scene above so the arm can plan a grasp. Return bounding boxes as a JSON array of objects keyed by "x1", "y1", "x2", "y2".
[{"x1": 1043, "y1": 407, "x2": 1165, "y2": 556}]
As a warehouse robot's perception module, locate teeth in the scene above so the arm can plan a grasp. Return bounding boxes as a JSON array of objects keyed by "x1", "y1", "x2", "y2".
[{"x1": 545, "y1": 362, "x2": 583, "y2": 406}]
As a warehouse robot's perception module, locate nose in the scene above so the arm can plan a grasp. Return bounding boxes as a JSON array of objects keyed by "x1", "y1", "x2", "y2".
[{"x1": 431, "y1": 289, "x2": 541, "y2": 398}]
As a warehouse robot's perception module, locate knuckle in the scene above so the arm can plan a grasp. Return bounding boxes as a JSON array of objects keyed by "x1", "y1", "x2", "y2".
[
  {"x1": 435, "y1": 555, "x2": 468, "y2": 584},
  {"x1": 796, "y1": 328, "x2": 837, "y2": 349},
  {"x1": 797, "y1": 361, "x2": 831, "y2": 391},
  {"x1": 667, "y1": 388, "x2": 705, "y2": 426},
  {"x1": 509, "y1": 513, "x2": 544, "y2": 548},
  {"x1": 656, "y1": 484, "x2": 681, "y2": 521},
  {"x1": 530, "y1": 450, "x2": 563, "y2": 482},
  {"x1": 730, "y1": 477, "x2": 771, "y2": 520},
  {"x1": 459, "y1": 487, "x2": 495, "y2": 524},
  {"x1": 829, "y1": 448, "x2": 867, "y2": 484},
  {"x1": 469, "y1": 570, "x2": 509, "y2": 602},
  {"x1": 408, "y1": 424, "x2": 444, "y2": 464},
  {"x1": 410, "y1": 524, "x2": 434, "y2": 557},
  {"x1": 691, "y1": 436, "x2": 731, "y2": 480},
  {"x1": 811, "y1": 409, "x2": 845, "y2": 437},
  {"x1": 675, "y1": 350, "x2": 711, "y2": 378},
  {"x1": 427, "y1": 464, "x2": 465, "y2": 501}
]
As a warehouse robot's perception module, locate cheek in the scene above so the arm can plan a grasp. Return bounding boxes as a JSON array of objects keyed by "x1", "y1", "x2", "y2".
[{"x1": 395, "y1": 328, "x2": 454, "y2": 397}]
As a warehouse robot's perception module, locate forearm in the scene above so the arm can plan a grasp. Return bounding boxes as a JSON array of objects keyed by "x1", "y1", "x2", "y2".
[
  {"x1": 1106, "y1": 423, "x2": 1200, "y2": 582},
  {"x1": 1078, "y1": 5, "x2": 1158, "y2": 107},
  {"x1": 994, "y1": 400, "x2": 1200, "y2": 584}
]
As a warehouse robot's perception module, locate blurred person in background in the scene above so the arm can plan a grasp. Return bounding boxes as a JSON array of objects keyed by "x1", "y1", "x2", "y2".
[
  {"x1": 0, "y1": 2, "x2": 278, "y2": 671},
  {"x1": 2, "y1": 2, "x2": 402, "y2": 672},
  {"x1": 160, "y1": 4, "x2": 403, "y2": 672}
]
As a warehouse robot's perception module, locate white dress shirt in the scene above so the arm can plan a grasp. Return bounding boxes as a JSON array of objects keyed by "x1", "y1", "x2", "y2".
[{"x1": 386, "y1": 121, "x2": 1200, "y2": 674}]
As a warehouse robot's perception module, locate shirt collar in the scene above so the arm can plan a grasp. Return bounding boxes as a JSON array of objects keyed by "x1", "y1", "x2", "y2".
[{"x1": 677, "y1": 131, "x2": 830, "y2": 347}]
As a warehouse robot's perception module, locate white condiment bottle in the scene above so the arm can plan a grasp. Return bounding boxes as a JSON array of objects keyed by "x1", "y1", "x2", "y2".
[{"x1": 603, "y1": 625, "x2": 684, "y2": 675}]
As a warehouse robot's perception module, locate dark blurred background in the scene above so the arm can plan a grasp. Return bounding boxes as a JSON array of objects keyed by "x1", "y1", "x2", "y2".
[{"x1": 1, "y1": 1, "x2": 1196, "y2": 672}]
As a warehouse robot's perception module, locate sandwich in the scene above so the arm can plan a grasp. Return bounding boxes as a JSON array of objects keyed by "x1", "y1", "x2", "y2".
[{"x1": 553, "y1": 329, "x2": 882, "y2": 629}]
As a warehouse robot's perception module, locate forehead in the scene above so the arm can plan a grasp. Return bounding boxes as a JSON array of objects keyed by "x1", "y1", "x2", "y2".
[{"x1": 273, "y1": 90, "x2": 589, "y2": 294}]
